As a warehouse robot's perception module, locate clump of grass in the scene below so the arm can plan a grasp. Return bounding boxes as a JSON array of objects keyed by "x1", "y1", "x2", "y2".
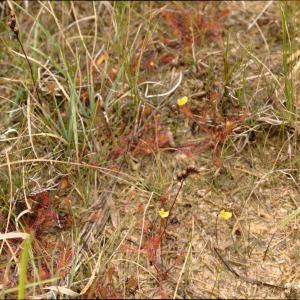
[{"x1": 280, "y1": 1, "x2": 296, "y2": 118}]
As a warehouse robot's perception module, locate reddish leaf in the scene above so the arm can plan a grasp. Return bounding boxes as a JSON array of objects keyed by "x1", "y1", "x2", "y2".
[
  {"x1": 161, "y1": 9, "x2": 193, "y2": 50},
  {"x1": 126, "y1": 276, "x2": 138, "y2": 294},
  {"x1": 159, "y1": 281, "x2": 168, "y2": 299},
  {"x1": 39, "y1": 263, "x2": 50, "y2": 280},
  {"x1": 99, "y1": 285, "x2": 122, "y2": 299},
  {"x1": 213, "y1": 158, "x2": 222, "y2": 168},
  {"x1": 159, "y1": 35, "x2": 180, "y2": 48},
  {"x1": 159, "y1": 53, "x2": 175, "y2": 65},
  {"x1": 179, "y1": 105, "x2": 196, "y2": 120},
  {"x1": 56, "y1": 246, "x2": 72, "y2": 279},
  {"x1": 160, "y1": 4, "x2": 229, "y2": 51},
  {"x1": 27, "y1": 192, "x2": 59, "y2": 237},
  {"x1": 145, "y1": 235, "x2": 161, "y2": 266},
  {"x1": 80, "y1": 88, "x2": 89, "y2": 104},
  {"x1": 108, "y1": 67, "x2": 117, "y2": 82},
  {"x1": 216, "y1": 8, "x2": 230, "y2": 20}
]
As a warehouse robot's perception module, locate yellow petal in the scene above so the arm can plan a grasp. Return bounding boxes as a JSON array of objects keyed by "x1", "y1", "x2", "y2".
[
  {"x1": 219, "y1": 209, "x2": 232, "y2": 220},
  {"x1": 177, "y1": 96, "x2": 188, "y2": 106},
  {"x1": 159, "y1": 208, "x2": 169, "y2": 219}
]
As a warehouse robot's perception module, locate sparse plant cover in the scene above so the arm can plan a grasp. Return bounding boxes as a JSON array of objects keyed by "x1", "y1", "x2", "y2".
[{"x1": 1, "y1": 1, "x2": 300, "y2": 299}]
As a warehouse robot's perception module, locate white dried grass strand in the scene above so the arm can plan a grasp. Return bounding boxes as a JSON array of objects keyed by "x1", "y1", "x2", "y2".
[
  {"x1": 247, "y1": 1, "x2": 273, "y2": 30},
  {"x1": 0, "y1": 232, "x2": 30, "y2": 240},
  {"x1": 43, "y1": 286, "x2": 80, "y2": 298},
  {"x1": 145, "y1": 72, "x2": 182, "y2": 98}
]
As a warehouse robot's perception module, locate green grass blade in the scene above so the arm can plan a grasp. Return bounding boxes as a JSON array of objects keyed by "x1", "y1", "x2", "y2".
[{"x1": 18, "y1": 237, "x2": 31, "y2": 300}]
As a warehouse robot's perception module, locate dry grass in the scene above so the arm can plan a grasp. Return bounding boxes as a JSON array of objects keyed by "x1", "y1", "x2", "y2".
[{"x1": 1, "y1": 1, "x2": 300, "y2": 299}]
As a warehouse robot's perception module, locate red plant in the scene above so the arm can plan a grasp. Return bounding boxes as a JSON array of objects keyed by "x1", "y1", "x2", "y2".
[
  {"x1": 144, "y1": 235, "x2": 163, "y2": 273},
  {"x1": 56, "y1": 245, "x2": 73, "y2": 279},
  {"x1": 159, "y1": 53, "x2": 176, "y2": 65},
  {"x1": 176, "y1": 97, "x2": 248, "y2": 163},
  {"x1": 109, "y1": 113, "x2": 174, "y2": 159},
  {"x1": 28, "y1": 191, "x2": 60, "y2": 237},
  {"x1": 91, "y1": 267, "x2": 122, "y2": 299},
  {"x1": 160, "y1": 3, "x2": 229, "y2": 52}
]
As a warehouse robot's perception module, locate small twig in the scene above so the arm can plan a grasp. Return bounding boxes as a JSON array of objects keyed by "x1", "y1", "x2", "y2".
[
  {"x1": 214, "y1": 247, "x2": 240, "y2": 278},
  {"x1": 263, "y1": 231, "x2": 276, "y2": 261},
  {"x1": 214, "y1": 247, "x2": 287, "y2": 290}
]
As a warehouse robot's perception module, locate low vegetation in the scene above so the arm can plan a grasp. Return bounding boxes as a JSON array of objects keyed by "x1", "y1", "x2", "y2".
[{"x1": 0, "y1": 1, "x2": 300, "y2": 299}]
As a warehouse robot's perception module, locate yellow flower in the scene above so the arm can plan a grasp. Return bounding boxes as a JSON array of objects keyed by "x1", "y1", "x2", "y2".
[
  {"x1": 159, "y1": 208, "x2": 169, "y2": 219},
  {"x1": 177, "y1": 96, "x2": 188, "y2": 106},
  {"x1": 219, "y1": 209, "x2": 232, "y2": 220}
]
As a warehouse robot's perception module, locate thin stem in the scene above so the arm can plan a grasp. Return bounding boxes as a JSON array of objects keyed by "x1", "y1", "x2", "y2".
[
  {"x1": 15, "y1": 36, "x2": 42, "y2": 103},
  {"x1": 160, "y1": 178, "x2": 184, "y2": 239}
]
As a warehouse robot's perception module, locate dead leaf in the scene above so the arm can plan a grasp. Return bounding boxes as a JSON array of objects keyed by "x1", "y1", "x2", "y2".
[
  {"x1": 58, "y1": 176, "x2": 70, "y2": 191},
  {"x1": 91, "y1": 51, "x2": 109, "y2": 75},
  {"x1": 96, "y1": 51, "x2": 109, "y2": 66},
  {"x1": 108, "y1": 67, "x2": 117, "y2": 82},
  {"x1": 126, "y1": 276, "x2": 138, "y2": 294}
]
